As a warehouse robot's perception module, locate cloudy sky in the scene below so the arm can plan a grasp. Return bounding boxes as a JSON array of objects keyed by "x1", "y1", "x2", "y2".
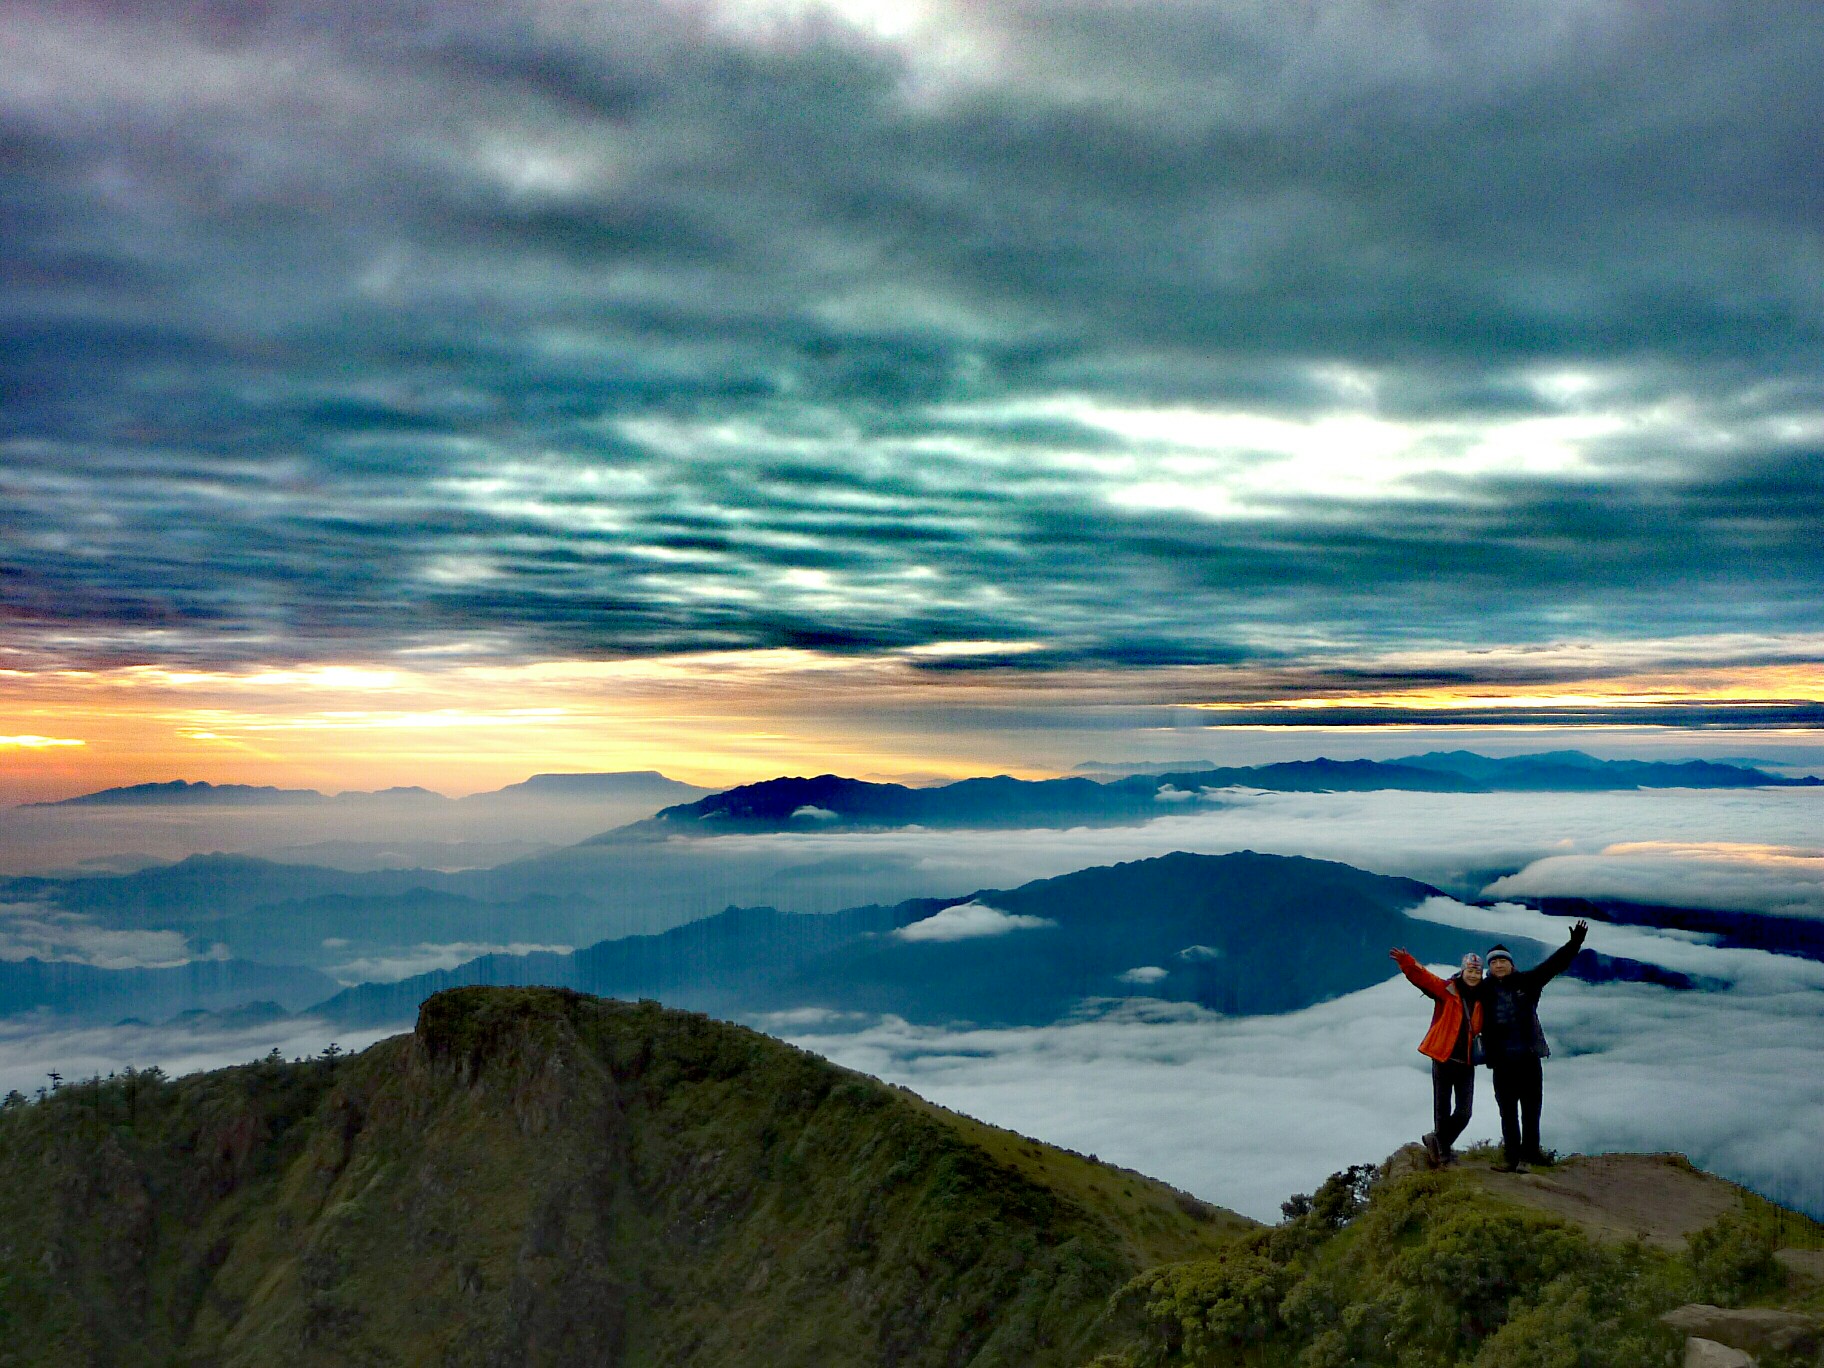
[{"x1": 4, "y1": 0, "x2": 1823, "y2": 798}]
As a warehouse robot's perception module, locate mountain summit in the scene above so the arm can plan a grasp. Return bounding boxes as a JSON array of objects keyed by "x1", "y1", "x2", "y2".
[{"x1": 0, "y1": 987, "x2": 1243, "y2": 1365}]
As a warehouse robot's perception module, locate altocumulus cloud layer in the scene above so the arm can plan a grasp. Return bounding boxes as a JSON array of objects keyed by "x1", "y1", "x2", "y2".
[{"x1": 3, "y1": 0, "x2": 1823, "y2": 683}]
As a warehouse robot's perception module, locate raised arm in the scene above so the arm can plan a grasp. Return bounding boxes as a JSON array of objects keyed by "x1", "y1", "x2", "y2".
[
  {"x1": 1523, "y1": 920, "x2": 1589, "y2": 989},
  {"x1": 1389, "y1": 947, "x2": 1449, "y2": 1000}
]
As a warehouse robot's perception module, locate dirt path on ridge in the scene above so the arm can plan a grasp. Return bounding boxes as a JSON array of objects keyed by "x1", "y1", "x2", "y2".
[{"x1": 1461, "y1": 1152, "x2": 1742, "y2": 1249}]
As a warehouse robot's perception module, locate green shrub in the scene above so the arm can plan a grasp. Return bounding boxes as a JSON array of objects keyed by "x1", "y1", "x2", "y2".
[
  {"x1": 1470, "y1": 1280, "x2": 1681, "y2": 1368},
  {"x1": 1116, "y1": 1252, "x2": 1293, "y2": 1365},
  {"x1": 1107, "y1": 1166, "x2": 1693, "y2": 1368},
  {"x1": 1687, "y1": 1208, "x2": 1783, "y2": 1306}
]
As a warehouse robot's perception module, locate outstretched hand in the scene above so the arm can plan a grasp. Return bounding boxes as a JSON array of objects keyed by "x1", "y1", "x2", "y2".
[
  {"x1": 1390, "y1": 947, "x2": 1408, "y2": 961},
  {"x1": 1570, "y1": 918, "x2": 1589, "y2": 946}
]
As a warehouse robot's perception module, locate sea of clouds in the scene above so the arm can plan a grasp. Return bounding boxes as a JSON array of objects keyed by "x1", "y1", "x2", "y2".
[
  {"x1": 0, "y1": 900, "x2": 201, "y2": 970},
  {"x1": 783, "y1": 920, "x2": 1824, "y2": 1222},
  {"x1": 2, "y1": 787, "x2": 1820, "y2": 1220},
  {"x1": 760, "y1": 790, "x2": 1824, "y2": 1220}
]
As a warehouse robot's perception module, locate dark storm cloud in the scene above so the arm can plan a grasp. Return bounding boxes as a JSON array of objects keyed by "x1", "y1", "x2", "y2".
[{"x1": 1, "y1": 0, "x2": 1821, "y2": 672}]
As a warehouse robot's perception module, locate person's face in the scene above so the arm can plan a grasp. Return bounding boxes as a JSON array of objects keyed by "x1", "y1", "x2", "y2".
[
  {"x1": 1461, "y1": 959, "x2": 1483, "y2": 986},
  {"x1": 1489, "y1": 957, "x2": 1514, "y2": 978}
]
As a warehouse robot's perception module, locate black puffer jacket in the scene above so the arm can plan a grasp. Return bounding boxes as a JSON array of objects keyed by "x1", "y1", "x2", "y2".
[{"x1": 1469, "y1": 927, "x2": 1586, "y2": 1061}]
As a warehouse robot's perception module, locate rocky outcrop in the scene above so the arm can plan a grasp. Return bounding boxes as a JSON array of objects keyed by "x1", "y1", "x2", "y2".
[{"x1": 1663, "y1": 1304, "x2": 1824, "y2": 1365}]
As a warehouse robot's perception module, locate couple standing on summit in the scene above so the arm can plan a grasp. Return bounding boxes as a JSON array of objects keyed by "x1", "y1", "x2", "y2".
[{"x1": 1389, "y1": 919, "x2": 1590, "y2": 1173}]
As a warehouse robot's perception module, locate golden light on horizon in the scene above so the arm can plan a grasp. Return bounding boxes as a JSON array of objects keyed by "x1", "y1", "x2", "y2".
[
  {"x1": 0, "y1": 650, "x2": 1046, "y2": 803},
  {"x1": 3, "y1": 646, "x2": 1821, "y2": 806}
]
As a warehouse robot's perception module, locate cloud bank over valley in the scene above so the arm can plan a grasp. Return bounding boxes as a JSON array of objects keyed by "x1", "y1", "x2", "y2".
[
  {"x1": 787, "y1": 950, "x2": 1824, "y2": 1222},
  {"x1": 0, "y1": 783, "x2": 1818, "y2": 1221}
]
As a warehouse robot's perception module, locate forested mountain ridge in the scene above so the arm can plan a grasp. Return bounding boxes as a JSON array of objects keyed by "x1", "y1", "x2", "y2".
[
  {"x1": 607, "y1": 752, "x2": 1818, "y2": 837},
  {"x1": 0, "y1": 987, "x2": 1246, "y2": 1366}
]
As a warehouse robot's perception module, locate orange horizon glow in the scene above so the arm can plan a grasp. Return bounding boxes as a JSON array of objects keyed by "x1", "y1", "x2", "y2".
[{"x1": 3, "y1": 649, "x2": 1822, "y2": 806}]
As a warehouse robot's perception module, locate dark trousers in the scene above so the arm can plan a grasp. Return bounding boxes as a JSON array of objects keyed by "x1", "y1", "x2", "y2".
[
  {"x1": 1430, "y1": 1060, "x2": 1475, "y2": 1151},
  {"x1": 1491, "y1": 1055, "x2": 1544, "y2": 1164}
]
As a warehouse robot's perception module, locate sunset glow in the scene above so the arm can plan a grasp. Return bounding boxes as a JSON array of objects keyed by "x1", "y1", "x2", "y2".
[
  {"x1": 3, "y1": 648, "x2": 1821, "y2": 804},
  {"x1": 2, "y1": 0, "x2": 1821, "y2": 803}
]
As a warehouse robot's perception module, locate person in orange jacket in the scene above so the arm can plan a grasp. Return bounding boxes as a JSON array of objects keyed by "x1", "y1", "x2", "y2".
[{"x1": 1388, "y1": 946, "x2": 1485, "y2": 1167}]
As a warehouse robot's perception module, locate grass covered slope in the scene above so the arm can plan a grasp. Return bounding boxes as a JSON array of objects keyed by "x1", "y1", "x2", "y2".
[
  {"x1": 1094, "y1": 1153, "x2": 1824, "y2": 1368},
  {"x1": 0, "y1": 986, "x2": 1249, "y2": 1367}
]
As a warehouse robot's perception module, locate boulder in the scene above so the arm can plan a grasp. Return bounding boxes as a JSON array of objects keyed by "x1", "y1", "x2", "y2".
[
  {"x1": 1663, "y1": 1304, "x2": 1822, "y2": 1359},
  {"x1": 1684, "y1": 1338, "x2": 1753, "y2": 1368},
  {"x1": 1380, "y1": 1142, "x2": 1434, "y2": 1183}
]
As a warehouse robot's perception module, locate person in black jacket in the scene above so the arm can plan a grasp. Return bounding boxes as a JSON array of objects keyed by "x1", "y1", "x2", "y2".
[{"x1": 1467, "y1": 920, "x2": 1589, "y2": 1172}]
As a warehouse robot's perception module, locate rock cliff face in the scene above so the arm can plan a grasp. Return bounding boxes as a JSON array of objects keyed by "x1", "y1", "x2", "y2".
[{"x1": 0, "y1": 987, "x2": 1246, "y2": 1366}]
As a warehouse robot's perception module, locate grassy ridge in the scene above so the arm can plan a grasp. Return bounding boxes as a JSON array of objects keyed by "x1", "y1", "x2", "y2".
[
  {"x1": 1093, "y1": 1159, "x2": 1824, "y2": 1367},
  {"x1": 3, "y1": 987, "x2": 1815, "y2": 1366},
  {"x1": 0, "y1": 987, "x2": 1249, "y2": 1366}
]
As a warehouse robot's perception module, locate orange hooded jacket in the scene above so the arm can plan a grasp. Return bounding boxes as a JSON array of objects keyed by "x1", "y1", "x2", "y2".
[{"x1": 1391, "y1": 950, "x2": 1483, "y2": 1066}]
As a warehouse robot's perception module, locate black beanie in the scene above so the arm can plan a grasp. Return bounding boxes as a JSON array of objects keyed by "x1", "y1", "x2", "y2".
[{"x1": 1485, "y1": 944, "x2": 1515, "y2": 966}]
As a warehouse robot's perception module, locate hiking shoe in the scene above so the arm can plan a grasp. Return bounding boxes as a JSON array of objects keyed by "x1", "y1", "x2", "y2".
[
  {"x1": 1439, "y1": 1146, "x2": 1459, "y2": 1167},
  {"x1": 1421, "y1": 1132, "x2": 1442, "y2": 1166},
  {"x1": 1491, "y1": 1161, "x2": 1519, "y2": 1173},
  {"x1": 1527, "y1": 1148, "x2": 1557, "y2": 1167}
]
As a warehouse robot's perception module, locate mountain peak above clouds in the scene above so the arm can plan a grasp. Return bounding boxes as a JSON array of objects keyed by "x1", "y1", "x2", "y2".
[
  {"x1": 22, "y1": 772, "x2": 709, "y2": 810},
  {"x1": 25, "y1": 779, "x2": 335, "y2": 808},
  {"x1": 459, "y1": 771, "x2": 710, "y2": 803},
  {"x1": 314, "y1": 849, "x2": 1548, "y2": 1029},
  {"x1": 604, "y1": 752, "x2": 1816, "y2": 841},
  {"x1": 607, "y1": 762, "x2": 1479, "y2": 839},
  {"x1": 0, "y1": 986, "x2": 1248, "y2": 1364}
]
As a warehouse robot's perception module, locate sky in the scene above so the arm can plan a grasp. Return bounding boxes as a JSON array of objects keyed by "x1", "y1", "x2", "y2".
[{"x1": 4, "y1": 0, "x2": 1824, "y2": 800}]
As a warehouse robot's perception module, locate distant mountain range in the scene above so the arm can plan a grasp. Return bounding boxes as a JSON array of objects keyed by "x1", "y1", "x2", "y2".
[
  {"x1": 1074, "y1": 750, "x2": 1822, "y2": 787},
  {"x1": 612, "y1": 762, "x2": 1480, "y2": 837},
  {"x1": 0, "y1": 956, "x2": 337, "y2": 1022},
  {"x1": 23, "y1": 771, "x2": 710, "y2": 809},
  {"x1": 314, "y1": 851, "x2": 1674, "y2": 1030},
  {"x1": 1387, "y1": 749, "x2": 1820, "y2": 790},
  {"x1": 1529, "y1": 895, "x2": 1824, "y2": 963},
  {"x1": 613, "y1": 752, "x2": 1816, "y2": 836},
  {"x1": 27, "y1": 752, "x2": 1811, "y2": 823}
]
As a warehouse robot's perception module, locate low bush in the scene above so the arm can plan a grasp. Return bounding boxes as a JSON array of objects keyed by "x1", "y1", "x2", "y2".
[{"x1": 1102, "y1": 1166, "x2": 1689, "y2": 1368}]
